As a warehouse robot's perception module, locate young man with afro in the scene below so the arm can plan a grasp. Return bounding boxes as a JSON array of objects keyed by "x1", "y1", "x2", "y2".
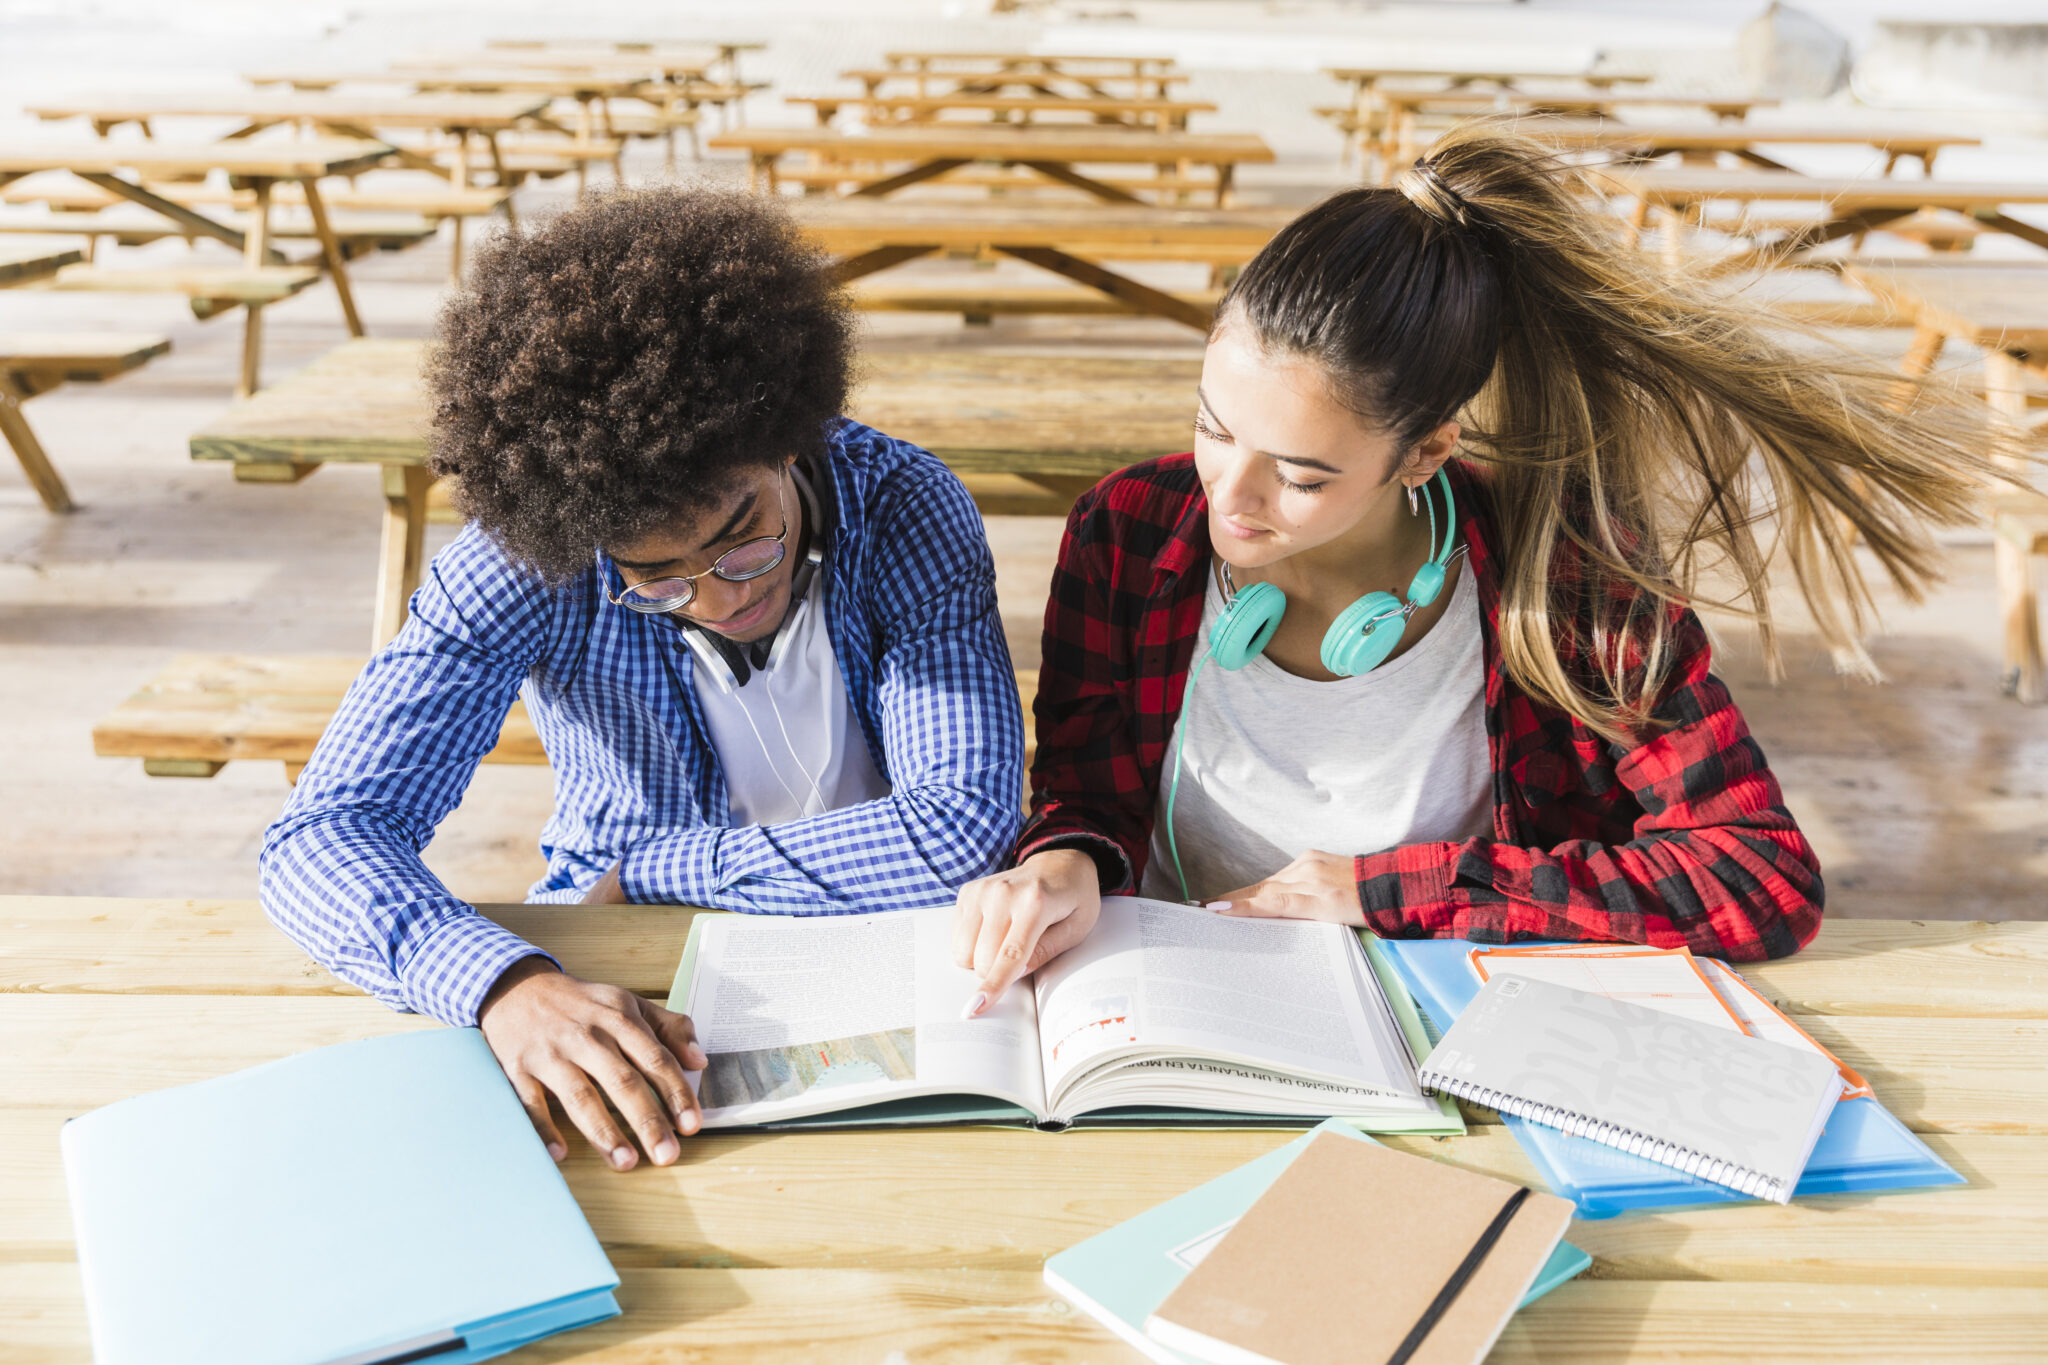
[{"x1": 260, "y1": 189, "x2": 1024, "y2": 1171}]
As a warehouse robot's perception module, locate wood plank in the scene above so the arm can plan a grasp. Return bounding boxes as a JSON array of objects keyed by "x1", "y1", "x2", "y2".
[
  {"x1": 26, "y1": 91, "x2": 548, "y2": 130},
  {"x1": 0, "y1": 898, "x2": 698, "y2": 997},
  {"x1": 709, "y1": 124, "x2": 1273, "y2": 165},
  {"x1": 0, "y1": 1100, "x2": 2036, "y2": 1284},
  {"x1": 1840, "y1": 260, "x2": 2048, "y2": 352},
  {"x1": 1, "y1": 992, "x2": 2037, "y2": 1132},
  {"x1": 0, "y1": 334, "x2": 170, "y2": 385},
  {"x1": 49, "y1": 264, "x2": 319, "y2": 301},
  {"x1": 0, "y1": 138, "x2": 392, "y2": 179},
  {"x1": 7, "y1": 900, "x2": 2041, "y2": 1014},
  {"x1": 0, "y1": 245, "x2": 82, "y2": 288},
  {"x1": 188, "y1": 338, "x2": 1205, "y2": 475},
  {"x1": 2, "y1": 1265, "x2": 2044, "y2": 1363},
  {"x1": 1608, "y1": 167, "x2": 2048, "y2": 209}
]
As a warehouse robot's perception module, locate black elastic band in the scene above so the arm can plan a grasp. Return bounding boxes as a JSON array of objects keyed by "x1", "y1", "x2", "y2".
[{"x1": 1385, "y1": 1185, "x2": 1530, "y2": 1365}]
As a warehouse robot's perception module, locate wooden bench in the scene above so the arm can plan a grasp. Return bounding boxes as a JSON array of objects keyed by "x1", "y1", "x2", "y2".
[
  {"x1": 49, "y1": 262, "x2": 322, "y2": 320},
  {"x1": 0, "y1": 211, "x2": 437, "y2": 261},
  {"x1": 94, "y1": 654, "x2": 1041, "y2": 785},
  {"x1": 0, "y1": 333, "x2": 170, "y2": 512}
]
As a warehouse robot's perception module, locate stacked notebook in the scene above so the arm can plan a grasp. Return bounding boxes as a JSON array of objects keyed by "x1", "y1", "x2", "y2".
[
  {"x1": 1376, "y1": 937, "x2": 1963, "y2": 1215},
  {"x1": 61, "y1": 1028, "x2": 621, "y2": 1365},
  {"x1": 1046, "y1": 1118, "x2": 1590, "y2": 1365}
]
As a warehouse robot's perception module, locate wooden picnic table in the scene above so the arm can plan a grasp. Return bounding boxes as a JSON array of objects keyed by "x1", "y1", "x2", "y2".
[
  {"x1": 188, "y1": 338, "x2": 1205, "y2": 648},
  {"x1": 0, "y1": 139, "x2": 388, "y2": 394},
  {"x1": 25, "y1": 91, "x2": 549, "y2": 245},
  {"x1": 710, "y1": 125, "x2": 1272, "y2": 207},
  {"x1": 1838, "y1": 259, "x2": 2048, "y2": 702},
  {"x1": 849, "y1": 55, "x2": 1188, "y2": 103},
  {"x1": 4, "y1": 899, "x2": 2044, "y2": 1361},
  {"x1": 791, "y1": 91, "x2": 1217, "y2": 133},
  {"x1": 1525, "y1": 118, "x2": 1979, "y2": 174},
  {"x1": 782, "y1": 199, "x2": 1286, "y2": 327},
  {"x1": 1320, "y1": 63, "x2": 1651, "y2": 165},
  {"x1": 1368, "y1": 81, "x2": 1778, "y2": 175},
  {"x1": 1604, "y1": 167, "x2": 2048, "y2": 266}
]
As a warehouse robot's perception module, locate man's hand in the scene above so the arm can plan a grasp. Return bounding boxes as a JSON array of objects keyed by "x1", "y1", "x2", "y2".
[
  {"x1": 477, "y1": 957, "x2": 706, "y2": 1171},
  {"x1": 952, "y1": 848, "x2": 1103, "y2": 1015},
  {"x1": 1212, "y1": 850, "x2": 1364, "y2": 925}
]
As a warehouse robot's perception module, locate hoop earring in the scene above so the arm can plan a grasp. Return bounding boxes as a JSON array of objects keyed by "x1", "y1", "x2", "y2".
[{"x1": 1407, "y1": 483, "x2": 1421, "y2": 516}]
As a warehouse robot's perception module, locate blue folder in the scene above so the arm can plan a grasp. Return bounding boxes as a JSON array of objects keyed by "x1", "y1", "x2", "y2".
[
  {"x1": 1045, "y1": 1117, "x2": 1590, "y2": 1364},
  {"x1": 1372, "y1": 936, "x2": 1964, "y2": 1218},
  {"x1": 61, "y1": 1028, "x2": 620, "y2": 1365}
]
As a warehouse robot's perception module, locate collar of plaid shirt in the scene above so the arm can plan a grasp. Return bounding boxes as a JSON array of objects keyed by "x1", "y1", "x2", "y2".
[{"x1": 1015, "y1": 452, "x2": 1822, "y2": 962}]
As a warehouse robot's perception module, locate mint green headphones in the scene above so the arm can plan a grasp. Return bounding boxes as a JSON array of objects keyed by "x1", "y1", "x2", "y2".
[{"x1": 1163, "y1": 466, "x2": 1461, "y2": 900}]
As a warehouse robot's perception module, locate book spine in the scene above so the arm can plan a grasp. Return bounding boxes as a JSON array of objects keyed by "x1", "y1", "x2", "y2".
[{"x1": 1417, "y1": 1069, "x2": 1790, "y2": 1204}]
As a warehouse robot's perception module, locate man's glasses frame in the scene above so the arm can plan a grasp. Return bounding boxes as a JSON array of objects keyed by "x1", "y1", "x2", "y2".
[{"x1": 605, "y1": 478, "x2": 791, "y2": 614}]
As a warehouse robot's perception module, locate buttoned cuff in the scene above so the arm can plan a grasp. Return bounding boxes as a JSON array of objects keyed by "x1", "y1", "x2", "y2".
[
  {"x1": 1354, "y1": 842, "x2": 1460, "y2": 936},
  {"x1": 1015, "y1": 830, "x2": 1134, "y2": 895},
  {"x1": 397, "y1": 913, "x2": 559, "y2": 1027}
]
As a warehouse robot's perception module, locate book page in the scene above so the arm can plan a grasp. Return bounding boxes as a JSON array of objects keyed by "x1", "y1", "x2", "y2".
[
  {"x1": 1034, "y1": 898, "x2": 1417, "y2": 1107},
  {"x1": 683, "y1": 909, "x2": 1045, "y2": 1123},
  {"x1": 1469, "y1": 947, "x2": 1750, "y2": 1033}
]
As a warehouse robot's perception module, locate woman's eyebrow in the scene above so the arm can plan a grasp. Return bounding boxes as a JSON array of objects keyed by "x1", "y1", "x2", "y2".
[{"x1": 1196, "y1": 386, "x2": 1344, "y2": 475}]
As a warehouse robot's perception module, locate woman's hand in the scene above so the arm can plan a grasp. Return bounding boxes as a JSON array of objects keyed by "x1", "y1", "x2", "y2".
[
  {"x1": 1212, "y1": 850, "x2": 1364, "y2": 925},
  {"x1": 952, "y1": 848, "x2": 1103, "y2": 1015}
]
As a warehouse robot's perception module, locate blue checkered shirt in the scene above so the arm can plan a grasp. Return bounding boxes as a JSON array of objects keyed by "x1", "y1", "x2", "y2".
[{"x1": 260, "y1": 421, "x2": 1024, "y2": 1026}]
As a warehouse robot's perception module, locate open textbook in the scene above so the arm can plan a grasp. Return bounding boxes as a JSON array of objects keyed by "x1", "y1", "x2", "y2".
[{"x1": 664, "y1": 897, "x2": 1462, "y2": 1132}]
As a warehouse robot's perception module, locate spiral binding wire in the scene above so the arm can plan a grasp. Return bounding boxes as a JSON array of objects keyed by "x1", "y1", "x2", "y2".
[{"x1": 1417, "y1": 1069, "x2": 1788, "y2": 1203}]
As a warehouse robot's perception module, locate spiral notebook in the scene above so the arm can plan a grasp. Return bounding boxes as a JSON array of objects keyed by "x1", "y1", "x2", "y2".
[{"x1": 1419, "y1": 974, "x2": 1844, "y2": 1204}]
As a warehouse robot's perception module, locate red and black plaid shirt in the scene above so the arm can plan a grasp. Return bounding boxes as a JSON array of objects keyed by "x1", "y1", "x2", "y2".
[{"x1": 1015, "y1": 454, "x2": 1822, "y2": 961}]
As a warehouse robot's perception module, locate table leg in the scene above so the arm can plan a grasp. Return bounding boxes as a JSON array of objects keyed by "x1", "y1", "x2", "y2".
[
  {"x1": 238, "y1": 179, "x2": 273, "y2": 398},
  {"x1": 995, "y1": 245, "x2": 1214, "y2": 332},
  {"x1": 1013, "y1": 160, "x2": 1144, "y2": 205},
  {"x1": 850, "y1": 158, "x2": 971, "y2": 197},
  {"x1": 77, "y1": 172, "x2": 285, "y2": 264},
  {"x1": 831, "y1": 244, "x2": 940, "y2": 283},
  {"x1": 0, "y1": 371, "x2": 75, "y2": 513},
  {"x1": 299, "y1": 179, "x2": 364, "y2": 338},
  {"x1": 448, "y1": 147, "x2": 469, "y2": 287},
  {"x1": 373, "y1": 465, "x2": 434, "y2": 651},
  {"x1": 1983, "y1": 350, "x2": 2044, "y2": 701}
]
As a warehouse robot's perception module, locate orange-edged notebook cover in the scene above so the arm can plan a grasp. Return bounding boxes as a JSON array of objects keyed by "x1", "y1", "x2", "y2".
[{"x1": 1144, "y1": 1132, "x2": 1574, "y2": 1365}]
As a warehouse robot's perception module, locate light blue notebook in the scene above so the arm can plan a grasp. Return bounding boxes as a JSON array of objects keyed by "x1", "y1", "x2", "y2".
[
  {"x1": 1374, "y1": 936, "x2": 1965, "y2": 1218},
  {"x1": 61, "y1": 1028, "x2": 621, "y2": 1365},
  {"x1": 1043, "y1": 1118, "x2": 1590, "y2": 1363}
]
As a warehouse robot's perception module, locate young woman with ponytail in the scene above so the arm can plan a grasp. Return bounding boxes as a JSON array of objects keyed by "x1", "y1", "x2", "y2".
[{"x1": 951, "y1": 124, "x2": 2012, "y2": 1013}]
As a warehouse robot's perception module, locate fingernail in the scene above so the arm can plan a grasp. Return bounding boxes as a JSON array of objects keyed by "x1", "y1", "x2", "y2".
[
  {"x1": 686, "y1": 1046, "x2": 707, "y2": 1069},
  {"x1": 653, "y1": 1137, "x2": 679, "y2": 1164},
  {"x1": 960, "y1": 991, "x2": 988, "y2": 1020},
  {"x1": 547, "y1": 1142, "x2": 567, "y2": 1162},
  {"x1": 1205, "y1": 901, "x2": 1232, "y2": 911},
  {"x1": 678, "y1": 1109, "x2": 700, "y2": 1135},
  {"x1": 610, "y1": 1144, "x2": 635, "y2": 1170}
]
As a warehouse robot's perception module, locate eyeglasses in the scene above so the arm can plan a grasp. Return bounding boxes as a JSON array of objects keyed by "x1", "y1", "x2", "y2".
[{"x1": 605, "y1": 480, "x2": 791, "y2": 614}]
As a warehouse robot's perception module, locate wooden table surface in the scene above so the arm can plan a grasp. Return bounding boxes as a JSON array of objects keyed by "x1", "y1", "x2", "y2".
[
  {"x1": 187, "y1": 339, "x2": 1205, "y2": 646},
  {"x1": 710, "y1": 123, "x2": 1271, "y2": 164},
  {"x1": 782, "y1": 198, "x2": 1291, "y2": 257},
  {"x1": 1527, "y1": 119, "x2": 1977, "y2": 157},
  {"x1": 1840, "y1": 259, "x2": 2048, "y2": 353},
  {"x1": 25, "y1": 91, "x2": 549, "y2": 131},
  {"x1": 3, "y1": 900, "x2": 2044, "y2": 1362},
  {"x1": 0, "y1": 137, "x2": 392, "y2": 179},
  {"x1": 188, "y1": 339, "x2": 1202, "y2": 475}
]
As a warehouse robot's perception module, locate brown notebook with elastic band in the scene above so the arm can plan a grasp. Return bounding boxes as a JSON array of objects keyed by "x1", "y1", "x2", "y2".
[{"x1": 1143, "y1": 1132, "x2": 1575, "y2": 1365}]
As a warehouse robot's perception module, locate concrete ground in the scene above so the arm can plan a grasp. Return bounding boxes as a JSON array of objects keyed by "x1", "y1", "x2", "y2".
[{"x1": 2, "y1": 0, "x2": 2043, "y2": 921}]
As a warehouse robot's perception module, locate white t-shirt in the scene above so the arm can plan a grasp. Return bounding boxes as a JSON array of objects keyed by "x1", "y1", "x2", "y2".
[
  {"x1": 688, "y1": 573, "x2": 892, "y2": 826},
  {"x1": 1139, "y1": 558, "x2": 1493, "y2": 903}
]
